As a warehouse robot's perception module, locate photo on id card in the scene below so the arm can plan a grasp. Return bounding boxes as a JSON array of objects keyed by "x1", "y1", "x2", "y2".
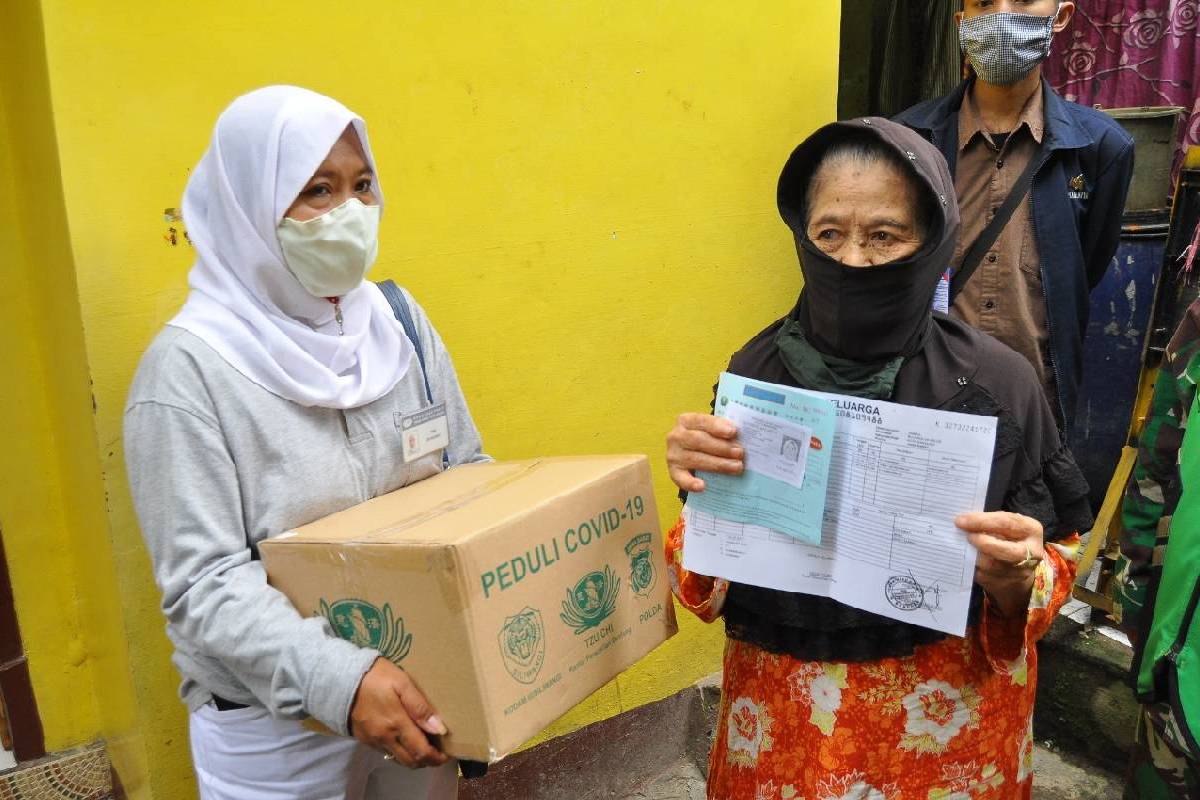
[{"x1": 397, "y1": 403, "x2": 449, "y2": 462}]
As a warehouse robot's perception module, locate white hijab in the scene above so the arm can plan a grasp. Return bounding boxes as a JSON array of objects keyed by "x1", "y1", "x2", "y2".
[{"x1": 170, "y1": 85, "x2": 413, "y2": 409}]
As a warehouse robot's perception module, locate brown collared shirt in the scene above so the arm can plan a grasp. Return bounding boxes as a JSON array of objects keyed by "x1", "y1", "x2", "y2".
[{"x1": 951, "y1": 85, "x2": 1058, "y2": 416}]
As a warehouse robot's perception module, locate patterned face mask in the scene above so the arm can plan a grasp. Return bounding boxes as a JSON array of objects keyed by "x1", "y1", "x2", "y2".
[{"x1": 958, "y1": 5, "x2": 1060, "y2": 86}]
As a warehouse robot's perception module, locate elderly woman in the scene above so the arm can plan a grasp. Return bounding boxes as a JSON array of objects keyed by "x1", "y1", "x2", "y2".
[
  {"x1": 125, "y1": 87, "x2": 484, "y2": 798},
  {"x1": 665, "y1": 118, "x2": 1092, "y2": 798}
]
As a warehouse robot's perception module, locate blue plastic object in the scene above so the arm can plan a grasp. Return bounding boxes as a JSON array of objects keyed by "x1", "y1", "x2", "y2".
[{"x1": 1069, "y1": 213, "x2": 1168, "y2": 511}]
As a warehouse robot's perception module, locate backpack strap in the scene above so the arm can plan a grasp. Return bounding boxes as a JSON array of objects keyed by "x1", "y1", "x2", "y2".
[
  {"x1": 377, "y1": 279, "x2": 434, "y2": 405},
  {"x1": 375, "y1": 280, "x2": 448, "y2": 468}
]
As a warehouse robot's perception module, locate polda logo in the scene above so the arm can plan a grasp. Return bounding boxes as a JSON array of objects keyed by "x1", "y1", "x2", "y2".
[
  {"x1": 498, "y1": 607, "x2": 546, "y2": 684},
  {"x1": 625, "y1": 533, "x2": 657, "y2": 598}
]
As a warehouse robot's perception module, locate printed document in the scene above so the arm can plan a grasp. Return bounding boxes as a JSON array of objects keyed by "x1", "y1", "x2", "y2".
[
  {"x1": 683, "y1": 378, "x2": 997, "y2": 636},
  {"x1": 685, "y1": 373, "x2": 837, "y2": 544}
]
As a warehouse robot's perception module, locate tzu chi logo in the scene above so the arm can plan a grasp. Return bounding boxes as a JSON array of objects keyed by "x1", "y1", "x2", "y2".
[
  {"x1": 560, "y1": 566, "x2": 620, "y2": 634},
  {"x1": 498, "y1": 607, "x2": 546, "y2": 684},
  {"x1": 318, "y1": 598, "x2": 413, "y2": 665},
  {"x1": 625, "y1": 533, "x2": 657, "y2": 597}
]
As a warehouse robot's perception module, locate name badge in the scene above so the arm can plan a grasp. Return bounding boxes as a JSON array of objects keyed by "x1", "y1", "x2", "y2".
[
  {"x1": 932, "y1": 268, "x2": 951, "y2": 314},
  {"x1": 396, "y1": 403, "x2": 449, "y2": 463}
]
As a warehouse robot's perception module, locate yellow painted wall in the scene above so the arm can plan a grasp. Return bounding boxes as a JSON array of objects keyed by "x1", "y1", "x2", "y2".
[
  {"x1": 11, "y1": 1, "x2": 838, "y2": 796},
  {"x1": 0, "y1": 0, "x2": 140, "y2": 777}
]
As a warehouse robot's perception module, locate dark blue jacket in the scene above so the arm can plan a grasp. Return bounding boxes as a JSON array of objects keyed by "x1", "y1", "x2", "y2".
[{"x1": 895, "y1": 80, "x2": 1135, "y2": 433}]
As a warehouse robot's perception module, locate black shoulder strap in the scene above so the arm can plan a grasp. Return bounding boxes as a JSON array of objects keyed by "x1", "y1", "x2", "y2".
[
  {"x1": 375, "y1": 280, "x2": 449, "y2": 469},
  {"x1": 949, "y1": 146, "x2": 1046, "y2": 303},
  {"x1": 376, "y1": 279, "x2": 434, "y2": 405}
]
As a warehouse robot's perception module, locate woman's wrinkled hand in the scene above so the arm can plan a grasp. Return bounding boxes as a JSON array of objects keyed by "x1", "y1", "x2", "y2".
[
  {"x1": 666, "y1": 413, "x2": 745, "y2": 493},
  {"x1": 955, "y1": 511, "x2": 1045, "y2": 618},
  {"x1": 349, "y1": 658, "x2": 449, "y2": 768}
]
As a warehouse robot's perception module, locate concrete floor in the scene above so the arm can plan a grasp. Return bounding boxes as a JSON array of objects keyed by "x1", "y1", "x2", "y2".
[
  {"x1": 617, "y1": 746, "x2": 1123, "y2": 800},
  {"x1": 1033, "y1": 745, "x2": 1123, "y2": 799}
]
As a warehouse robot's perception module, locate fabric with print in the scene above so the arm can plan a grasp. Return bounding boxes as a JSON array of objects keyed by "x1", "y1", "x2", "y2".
[
  {"x1": 667, "y1": 519, "x2": 1081, "y2": 799},
  {"x1": 1044, "y1": 0, "x2": 1200, "y2": 187},
  {"x1": 959, "y1": 10, "x2": 1058, "y2": 86}
]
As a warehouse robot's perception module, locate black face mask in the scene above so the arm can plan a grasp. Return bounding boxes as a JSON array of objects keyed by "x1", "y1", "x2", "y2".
[
  {"x1": 777, "y1": 118, "x2": 961, "y2": 364},
  {"x1": 794, "y1": 225, "x2": 954, "y2": 363}
]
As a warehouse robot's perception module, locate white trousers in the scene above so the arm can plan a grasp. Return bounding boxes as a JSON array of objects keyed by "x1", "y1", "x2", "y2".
[{"x1": 189, "y1": 704, "x2": 459, "y2": 800}]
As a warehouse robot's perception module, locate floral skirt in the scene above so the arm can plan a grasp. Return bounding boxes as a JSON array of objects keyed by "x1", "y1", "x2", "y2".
[
  {"x1": 707, "y1": 634, "x2": 1037, "y2": 800},
  {"x1": 663, "y1": 517, "x2": 1080, "y2": 800}
]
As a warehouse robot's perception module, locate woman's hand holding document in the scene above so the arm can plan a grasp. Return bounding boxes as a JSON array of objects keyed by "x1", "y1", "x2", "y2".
[
  {"x1": 683, "y1": 373, "x2": 998, "y2": 636},
  {"x1": 685, "y1": 373, "x2": 837, "y2": 543}
]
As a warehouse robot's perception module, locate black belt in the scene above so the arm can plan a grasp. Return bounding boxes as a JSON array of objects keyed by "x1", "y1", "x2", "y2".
[{"x1": 212, "y1": 694, "x2": 249, "y2": 711}]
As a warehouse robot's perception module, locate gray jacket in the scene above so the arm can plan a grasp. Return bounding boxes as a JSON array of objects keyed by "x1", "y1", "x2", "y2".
[{"x1": 124, "y1": 289, "x2": 488, "y2": 734}]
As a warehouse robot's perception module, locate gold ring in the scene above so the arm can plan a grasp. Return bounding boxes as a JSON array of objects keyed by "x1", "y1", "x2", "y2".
[{"x1": 1013, "y1": 543, "x2": 1040, "y2": 569}]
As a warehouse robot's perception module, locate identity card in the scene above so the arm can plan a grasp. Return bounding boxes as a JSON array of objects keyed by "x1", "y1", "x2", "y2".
[{"x1": 684, "y1": 373, "x2": 837, "y2": 544}]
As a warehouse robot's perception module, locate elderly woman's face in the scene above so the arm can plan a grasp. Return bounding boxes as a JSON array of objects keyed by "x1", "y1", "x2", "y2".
[
  {"x1": 805, "y1": 160, "x2": 925, "y2": 268},
  {"x1": 284, "y1": 125, "x2": 379, "y2": 222}
]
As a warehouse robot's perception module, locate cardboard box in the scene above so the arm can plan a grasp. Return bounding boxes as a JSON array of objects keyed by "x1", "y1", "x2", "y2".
[{"x1": 260, "y1": 455, "x2": 678, "y2": 762}]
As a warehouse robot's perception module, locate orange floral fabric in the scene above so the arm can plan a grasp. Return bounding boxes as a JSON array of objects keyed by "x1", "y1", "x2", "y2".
[{"x1": 665, "y1": 518, "x2": 1081, "y2": 800}]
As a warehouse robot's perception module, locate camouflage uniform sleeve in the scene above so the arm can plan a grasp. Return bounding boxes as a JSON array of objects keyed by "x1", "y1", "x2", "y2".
[{"x1": 1117, "y1": 317, "x2": 1200, "y2": 640}]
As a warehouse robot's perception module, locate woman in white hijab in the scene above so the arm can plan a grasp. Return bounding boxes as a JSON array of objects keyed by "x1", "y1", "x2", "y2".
[{"x1": 124, "y1": 85, "x2": 486, "y2": 799}]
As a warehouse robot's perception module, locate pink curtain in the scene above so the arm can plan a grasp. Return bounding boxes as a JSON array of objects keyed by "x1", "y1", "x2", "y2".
[{"x1": 1044, "y1": 1, "x2": 1199, "y2": 167}]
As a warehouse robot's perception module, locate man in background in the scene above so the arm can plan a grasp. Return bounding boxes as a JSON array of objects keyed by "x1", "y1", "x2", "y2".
[{"x1": 896, "y1": 0, "x2": 1134, "y2": 433}]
